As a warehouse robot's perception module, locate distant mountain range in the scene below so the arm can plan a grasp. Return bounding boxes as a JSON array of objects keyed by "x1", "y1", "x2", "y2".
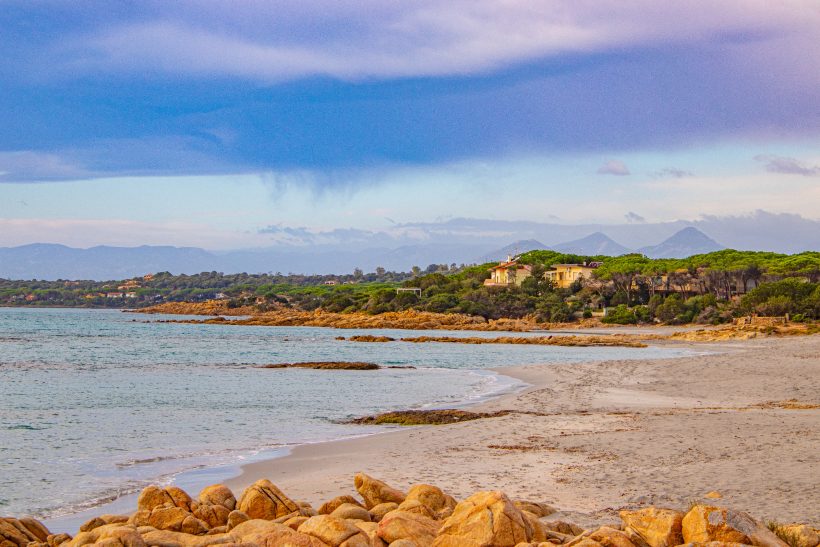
[
  {"x1": 637, "y1": 227, "x2": 724, "y2": 259},
  {"x1": 3, "y1": 210, "x2": 818, "y2": 280},
  {"x1": 552, "y1": 232, "x2": 631, "y2": 256}
]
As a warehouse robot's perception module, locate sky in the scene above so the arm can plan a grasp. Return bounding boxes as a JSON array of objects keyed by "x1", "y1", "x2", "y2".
[{"x1": 1, "y1": 0, "x2": 819, "y2": 249}]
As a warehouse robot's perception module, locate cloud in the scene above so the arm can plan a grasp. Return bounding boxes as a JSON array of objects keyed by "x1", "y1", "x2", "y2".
[
  {"x1": 35, "y1": 1, "x2": 820, "y2": 83},
  {"x1": 0, "y1": 151, "x2": 91, "y2": 182},
  {"x1": 624, "y1": 211, "x2": 646, "y2": 223},
  {"x1": 597, "y1": 159, "x2": 630, "y2": 176},
  {"x1": 650, "y1": 167, "x2": 694, "y2": 178},
  {"x1": 754, "y1": 154, "x2": 820, "y2": 176}
]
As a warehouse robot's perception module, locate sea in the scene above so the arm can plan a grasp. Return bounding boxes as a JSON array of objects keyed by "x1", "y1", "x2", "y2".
[{"x1": 0, "y1": 307, "x2": 697, "y2": 527}]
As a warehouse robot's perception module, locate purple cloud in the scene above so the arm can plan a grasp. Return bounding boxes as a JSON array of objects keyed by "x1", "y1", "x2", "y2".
[
  {"x1": 754, "y1": 154, "x2": 820, "y2": 176},
  {"x1": 597, "y1": 159, "x2": 630, "y2": 176}
]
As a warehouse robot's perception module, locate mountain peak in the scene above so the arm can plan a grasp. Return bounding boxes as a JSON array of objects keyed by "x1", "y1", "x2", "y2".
[
  {"x1": 552, "y1": 232, "x2": 631, "y2": 256},
  {"x1": 639, "y1": 227, "x2": 724, "y2": 258}
]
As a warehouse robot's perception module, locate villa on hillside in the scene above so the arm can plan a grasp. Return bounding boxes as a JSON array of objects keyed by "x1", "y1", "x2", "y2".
[
  {"x1": 484, "y1": 256, "x2": 533, "y2": 287},
  {"x1": 545, "y1": 262, "x2": 602, "y2": 289}
]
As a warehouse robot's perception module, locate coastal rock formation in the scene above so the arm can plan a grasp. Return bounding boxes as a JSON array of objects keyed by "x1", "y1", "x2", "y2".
[
  {"x1": 353, "y1": 473, "x2": 406, "y2": 508},
  {"x1": 377, "y1": 510, "x2": 440, "y2": 546},
  {"x1": 433, "y1": 490, "x2": 531, "y2": 546},
  {"x1": 4, "y1": 474, "x2": 820, "y2": 547},
  {"x1": 237, "y1": 479, "x2": 302, "y2": 520},
  {"x1": 620, "y1": 507, "x2": 684, "y2": 547},
  {"x1": 682, "y1": 505, "x2": 789, "y2": 547}
]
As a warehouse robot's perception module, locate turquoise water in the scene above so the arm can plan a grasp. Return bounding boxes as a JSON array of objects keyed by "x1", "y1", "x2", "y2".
[{"x1": 0, "y1": 308, "x2": 694, "y2": 520}]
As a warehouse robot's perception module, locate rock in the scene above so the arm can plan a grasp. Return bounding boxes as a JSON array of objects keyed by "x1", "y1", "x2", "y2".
[
  {"x1": 370, "y1": 503, "x2": 399, "y2": 522},
  {"x1": 587, "y1": 527, "x2": 637, "y2": 547},
  {"x1": 377, "y1": 510, "x2": 440, "y2": 547},
  {"x1": 63, "y1": 523, "x2": 145, "y2": 547},
  {"x1": 205, "y1": 526, "x2": 227, "y2": 535},
  {"x1": 351, "y1": 521, "x2": 386, "y2": 546},
  {"x1": 682, "y1": 505, "x2": 788, "y2": 547},
  {"x1": 136, "y1": 486, "x2": 176, "y2": 512},
  {"x1": 199, "y1": 485, "x2": 237, "y2": 511},
  {"x1": 181, "y1": 515, "x2": 209, "y2": 535},
  {"x1": 78, "y1": 515, "x2": 128, "y2": 533},
  {"x1": 298, "y1": 501, "x2": 319, "y2": 517},
  {"x1": 433, "y1": 491, "x2": 531, "y2": 547},
  {"x1": 319, "y1": 496, "x2": 366, "y2": 515},
  {"x1": 395, "y1": 500, "x2": 436, "y2": 519},
  {"x1": 704, "y1": 492, "x2": 723, "y2": 500},
  {"x1": 230, "y1": 519, "x2": 329, "y2": 547},
  {"x1": 147, "y1": 506, "x2": 192, "y2": 532},
  {"x1": 46, "y1": 533, "x2": 72, "y2": 547},
  {"x1": 285, "y1": 516, "x2": 311, "y2": 531},
  {"x1": 521, "y1": 512, "x2": 547, "y2": 543},
  {"x1": 226, "y1": 510, "x2": 251, "y2": 531},
  {"x1": 330, "y1": 504, "x2": 372, "y2": 522},
  {"x1": 769, "y1": 524, "x2": 820, "y2": 547},
  {"x1": 389, "y1": 541, "x2": 419, "y2": 547},
  {"x1": 193, "y1": 503, "x2": 231, "y2": 528},
  {"x1": 354, "y1": 473, "x2": 406, "y2": 509},
  {"x1": 298, "y1": 515, "x2": 366, "y2": 546},
  {"x1": 619, "y1": 508, "x2": 683, "y2": 547},
  {"x1": 515, "y1": 502, "x2": 556, "y2": 519},
  {"x1": 544, "y1": 521, "x2": 586, "y2": 537},
  {"x1": 400, "y1": 485, "x2": 457, "y2": 520},
  {"x1": 1, "y1": 518, "x2": 40, "y2": 547},
  {"x1": 166, "y1": 486, "x2": 194, "y2": 510},
  {"x1": 19, "y1": 518, "x2": 50, "y2": 542},
  {"x1": 237, "y1": 479, "x2": 301, "y2": 520}
]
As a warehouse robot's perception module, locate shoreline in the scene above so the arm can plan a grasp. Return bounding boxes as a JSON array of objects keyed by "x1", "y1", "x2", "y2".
[{"x1": 37, "y1": 334, "x2": 820, "y2": 533}]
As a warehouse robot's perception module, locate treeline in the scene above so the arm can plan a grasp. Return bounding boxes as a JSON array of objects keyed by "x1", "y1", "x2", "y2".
[{"x1": 1, "y1": 251, "x2": 818, "y2": 324}]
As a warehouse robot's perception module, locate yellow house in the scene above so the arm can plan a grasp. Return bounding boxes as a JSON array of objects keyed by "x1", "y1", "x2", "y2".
[
  {"x1": 545, "y1": 262, "x2": 601, "y2": 289},
  {"x1": 484, "y1": 256, "x2": 533, "y2": 287}
]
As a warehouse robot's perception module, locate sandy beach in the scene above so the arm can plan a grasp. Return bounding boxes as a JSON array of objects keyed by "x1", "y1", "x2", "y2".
[{"x1": 225, "y1": 333, "x2": 820, "y2": 526}]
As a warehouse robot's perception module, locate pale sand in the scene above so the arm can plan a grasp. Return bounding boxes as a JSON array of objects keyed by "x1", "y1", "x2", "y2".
[{"x1": 225, "y1": 334, "x2": 820, "y2": 525}]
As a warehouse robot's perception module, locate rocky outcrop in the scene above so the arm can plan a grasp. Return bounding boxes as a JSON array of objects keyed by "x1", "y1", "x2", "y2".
[
  {"x1": 237, "y1": 479, "x2": 301, "y2": 520},
  {"x1": 354, "y1": 473, "x2": 406, "y2": 509},
  {"x1": 620, "y1": 507, "x2": 683, "y2": 547},
  {"x1": 682, "y1": 505, "x2": 789, "y2": 547},
  {"x1": 5, "y1": 475, "x2": 818, "y2": 547},
  {"x1": 433, "y1": 490, "x2": 532, "y2": 547}
]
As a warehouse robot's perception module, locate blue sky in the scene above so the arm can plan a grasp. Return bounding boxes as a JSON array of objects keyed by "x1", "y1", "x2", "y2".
[{"x1": 1, "y1": 1, "x2": 818, "y2": 248}]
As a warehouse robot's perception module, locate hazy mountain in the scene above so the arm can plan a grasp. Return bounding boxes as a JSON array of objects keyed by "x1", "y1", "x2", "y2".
[
  {"x1": 552, "y1": 232, "x2": 631, "y2": 256},
  {"x1": 638, "y1": 227, "x2": 724, "y2": 258},
  {"x1": 476, "y1": 240, "x2": 549, "y2": 263}
]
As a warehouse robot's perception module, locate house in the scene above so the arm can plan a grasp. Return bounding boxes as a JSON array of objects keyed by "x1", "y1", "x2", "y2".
[
  {"x1": 545, "y1": 262, "x2": 602, "y2": 289},
  {"x1": 323, "y1": 280, "x2": 338, "y2": 286},
  {"x1": 106, "y1": 292, "x2": 124, "y2": 299},
  {"x1": 124, "y1": 292, "x2": 138, "y2": 298},
  {"x1": 484, "y1": 256, "x2": 533, "y2": 287}
]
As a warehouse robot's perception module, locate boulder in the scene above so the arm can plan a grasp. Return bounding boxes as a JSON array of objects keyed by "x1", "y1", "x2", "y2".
[
  {"x1": 139, "y1": 527, "x2": 236, "y2": 547},
  {"x1": 682, "y1": 506, "x2": 788, "y2": 547},
  {"x1": 351, "y1": 521, "x2": 386, "y2": 546},
  {"x1": 354, "y1": 473, "x2": 406, "y2": 509},
  {"x1": 514, "y1": 501, "x2": 556, "y2": 519},
  {"x1": 433, "y1": 491, "x2": 531, "y2": 547},
  {"x1": 400, "y1": 485, "x2": 457, "y2": 521},
  {"x1": 619, "y1": 508, "x2": 684, "y2": 547},
  {"x1": 136, "y1": 486, "x2": 176, "y2": 512},
  {"x1": 193, "y1": 503, "x2": 232, "y2": 528},
  {"x1": 521, "y1": 512, "x2": 547, "y2": 543},
  {"x1": 166, "y1": 486, "x2": 194, "y2": 510},
  {"x1": 377, "y1": 510, "x2": 440, "y2": 546},
  {"x1": 63, "y1": 523, "x2": 145, "y2": 547},
  {"x1": 297, "y1": 515, "x2": 367, "y2": 546},
  {"x1": 237, "y1": 479, "x2": 301, "y2": 520},
  {"x1": 79, "y1": 515, "x2": 128, "y2": 533},
  {"x1": 181, "y1": 515, "x2": 209, "y2": 535},
  {"x1": 285, "y1": 516, "x2": 311, "y2": 531},
  {"x1": 330, "y1": 504, "x2": 372, "y2": 522},
  {"x1": 587, "y1": 527, "x2": 638, "y2": 547},
  {"x1": 1, "y1": 518, "x2": 41, "y2": 547},
  {"x1": 369, "y1": 503, "x2": 399, "y2": 523},
  {"x1": 231, "y1": 519, "x2": 329, "y2": 547},
  {"x1": 395, "y1": 500, "x2": 436, "y2": 520},
  {"x1": 147, "y1": 506, "x2": 193, "y2": 532},
  {"x1": 46, "y1": 533, "x2": 72, "y2": 547},
  {"x1": 226, "y1": 510, "x2": 251, "y2": 531},
  {"x1": 199, "y1": 485, "x2": 237, "y2": 512},
  {"x1": 544, "y1": 521, "x2": 586, "y2": 536},
  {"x1": 319, "y1": 496, "x2": 366, "y2": 515},
  {"x1": 19, "y1": 518, "x2": 51, "y2": 542},
  {"x1": 769, "y1": 525, "x2": 819, "y2": 547}
]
